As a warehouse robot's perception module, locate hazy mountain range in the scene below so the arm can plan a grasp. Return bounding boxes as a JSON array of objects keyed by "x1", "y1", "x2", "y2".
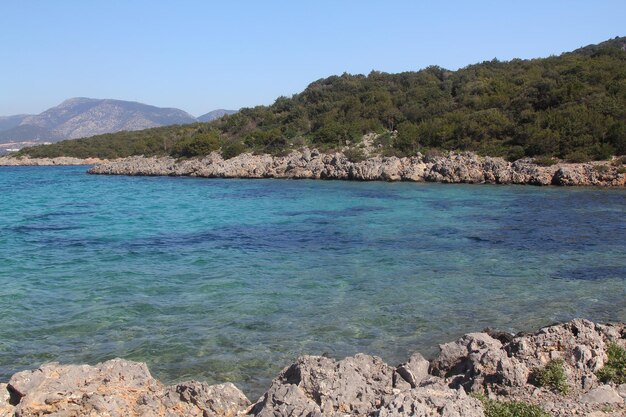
[{"x1": 0, "y1": 98, "x2": 236, "y2": 150}]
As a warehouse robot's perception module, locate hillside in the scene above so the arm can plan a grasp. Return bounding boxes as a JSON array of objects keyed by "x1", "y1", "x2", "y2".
[{"x1": 19, "y1": 37, "x2": 626, "y2": 162}]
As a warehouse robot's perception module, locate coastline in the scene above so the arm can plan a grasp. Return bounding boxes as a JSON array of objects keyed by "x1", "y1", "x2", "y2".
[
  {"x1": 86, "y1": 149, "x2": 626, "y2": 186},
  {"x1": 2, "y1": 150, "x2": 624, "y2": 186},
  {"x1": 0, "y1": 156, "x2": 108, "y2": 166},
  {"x1": 1, "y1": 319, "x2": 624, "y2": 416}
]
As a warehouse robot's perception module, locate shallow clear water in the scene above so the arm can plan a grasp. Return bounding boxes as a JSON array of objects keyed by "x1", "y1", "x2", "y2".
[{"x1": 0, "y1": 166, "x2": 625, "y2": 396}]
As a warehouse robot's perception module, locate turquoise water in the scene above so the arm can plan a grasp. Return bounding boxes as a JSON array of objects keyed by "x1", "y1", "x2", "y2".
[{"x1": 0, "y1": 166, "x2": 625, "y2": 396}]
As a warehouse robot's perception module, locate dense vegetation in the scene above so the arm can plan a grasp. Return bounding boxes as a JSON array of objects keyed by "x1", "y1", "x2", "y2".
[{"x1": 19, "y1": 37, "x2": 626, "y2": 161}]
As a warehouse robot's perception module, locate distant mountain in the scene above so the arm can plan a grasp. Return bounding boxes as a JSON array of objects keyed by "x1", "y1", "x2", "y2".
[
  {"x1": 0, "y1": 114, "x2": 29, "y2": 132},
  {"x1": 0, "y1": 98, "x2": 198, "y2": 144},
  {"x1": 197, "y1": 109, "x2": 238, "y2": 122}
]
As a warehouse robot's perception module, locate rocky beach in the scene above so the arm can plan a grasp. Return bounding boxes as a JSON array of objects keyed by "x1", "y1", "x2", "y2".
[
  {"x1": 1, "y1": 319, "x2": 625, "y2": 416},
  {"x1": 84, "y1": 149, "x2": 626, "y2": 186}
]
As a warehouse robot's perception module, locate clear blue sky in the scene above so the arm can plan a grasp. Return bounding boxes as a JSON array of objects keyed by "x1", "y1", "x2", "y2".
[{"x1": 1, "y1": 0, "x2": 625, "y2": 117}]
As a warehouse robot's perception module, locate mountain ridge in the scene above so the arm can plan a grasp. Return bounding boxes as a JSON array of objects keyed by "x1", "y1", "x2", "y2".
[{"x1": 0, "y1": 98, "x2": 236, "y2": 150}]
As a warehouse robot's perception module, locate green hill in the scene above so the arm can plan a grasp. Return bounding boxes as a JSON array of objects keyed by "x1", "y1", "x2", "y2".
[{"x1": 19, "y1": 36, "x2": 626, "y2": 162}]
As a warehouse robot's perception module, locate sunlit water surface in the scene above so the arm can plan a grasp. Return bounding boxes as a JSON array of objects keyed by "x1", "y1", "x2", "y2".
[{"x1": 0, "y1": 166, "x2": 624, "y2": 397}]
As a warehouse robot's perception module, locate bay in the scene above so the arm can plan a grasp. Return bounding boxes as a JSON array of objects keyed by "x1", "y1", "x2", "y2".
[{"x1": 0, "y1": 165, "x2": 624, "y2": 397}]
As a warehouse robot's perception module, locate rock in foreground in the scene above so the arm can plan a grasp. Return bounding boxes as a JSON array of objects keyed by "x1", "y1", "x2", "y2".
[
  {"x1": 3, "y1": 359, "x2": 250, "y2": 417},
  {"x1": 1, "y1": 319, "x2": 625, "y2": 416}
]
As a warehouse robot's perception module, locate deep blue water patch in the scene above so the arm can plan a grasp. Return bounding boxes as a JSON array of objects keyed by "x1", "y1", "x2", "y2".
[{"x1": 0, "y1": 166, "x2": 625, "y2": 397}]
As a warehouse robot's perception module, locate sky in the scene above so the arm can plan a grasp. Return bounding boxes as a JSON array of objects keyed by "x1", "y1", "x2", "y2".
[{"x1": 1, "y1": 0, "x2": 625, "y2": 117}]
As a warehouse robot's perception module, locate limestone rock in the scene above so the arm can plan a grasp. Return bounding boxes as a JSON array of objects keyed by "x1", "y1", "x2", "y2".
[
  {"x1": 430, "y1": 332, "x2": 505, "y2": 391},
  {"x1": 86, "y1": 149, "x2": 626, "y2": 186},
  {"x1": 250, "y1": 353, "x2": 396, "y2": 416},
  {"x1": 580, "y1": 385, "x2": 624, "y2": 404},
  {"x1": 394, "y1": 352, "x2": 430, "y2": 389},
  {"x1": 507, "y1": 319, "x2": 612, "y2": 389},
  {"x1": 0, "y1": 383, "x2": 14, "y2": 417},
  {"x1": 172, "y1": 381, "x2": 251, "y2": 417},
  {"x1": 6, "y1": 358, "x2": 250, "y2": 417},
  {"x1": 3, "y1": 319, "x2": 626, "y2": 417},
  {"x1": 378, "y1": 380, "x2": 484, "y2": 417}
]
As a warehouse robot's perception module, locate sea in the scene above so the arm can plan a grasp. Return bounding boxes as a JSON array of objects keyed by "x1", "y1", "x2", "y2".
[{"x1": 0, "y1": 165, "x2": 624, "y2": 397}]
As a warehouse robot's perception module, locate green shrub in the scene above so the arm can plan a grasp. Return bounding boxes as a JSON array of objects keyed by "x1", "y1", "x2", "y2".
[
  {"x1": 618, "y1": 167, "x2": 626, "y2": 174},
  {"x1": 593, "y1": 164, "x2": 610, "y2": 173},
  {"x1": 596, "y1": 343, "x2": 626, "y2": 384},
  {"x1": 473, "y1": 394, "x2": 550, "y2": 417},
  {"x1": 343, "y1": 147, "x2": 367, "y2": 163},
  {"x1": 534, "y1": 156, "x2": 558, "y2": 166},
  {"x1": 564, "y1": 150, "x2": 591, "y2": 163},
  {"x1": 484, "y1": 400, "x2": 551, "y2": 417},
  {"x1": 590, "y1": 143, "x2": 615, "y2": 161},
  {"x1": 530, "y1": 359, "x2": 570, "y2": 394},
  {"x1": 612, "y1": 156, "x2": 626, "y2": 166},
  {"x1": 374, "y1": 132, "x2": 394, "y2": 149},
  {"x1": 221, "y1": 140, "x2": 246, "y2": 160},
  {"x1": 394, "y1": 121, "x2": 421, "y2": 155},
  {"x1": 506, "y1": 146, "x2": 526, "y2": 162},
  {"x1": 172, "y1": 131, "x2": 222, "y2": 157}
]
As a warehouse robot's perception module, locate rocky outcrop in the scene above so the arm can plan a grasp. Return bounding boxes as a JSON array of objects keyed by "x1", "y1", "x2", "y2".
[
  {"x1": 430, "y1": 319, "x2": 626, "y2": 416},
  {"x1": 87, "y1": 150, "x2": 626, "y2": 186},
  {"x1": 1, "y1": 319, "x2": 625, "y2": 416},
  {"x1": 251, "y1": 354, "x2": 483, "y2": 417},
  {"x1": 0, "y1": 156, "x2": 107, "y2": 166},
  {"x1": 4, "y1": 358, "x2": 250, "y2": 417}
]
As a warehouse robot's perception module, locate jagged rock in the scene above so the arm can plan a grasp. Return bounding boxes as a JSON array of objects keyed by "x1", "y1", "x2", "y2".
[
  {"x1": 430, "y1": 332, "x2": 506, "y2": 391},
  {"x1": 507, "y1": 319, "x2": 614, "y2": 389},
  {"x1": 6, "y1": 358, "x2": 250, "y2": 417},
  {"x1": 173, "y1": 381, "x2": 251, "y2": 417},
  {"x1": 394, "y1": 352, "x2": 430, "y2": 389},
  {"x1": 510, "y1": 160, "x2": 557, "y2": 185},
  {"x1": 428, "y1": 318, "x2": 626, "y2": 411},
  {"x1": 0, "y1": 383, "x2": 13, "y2": 417},
  {"x1": 580, "y1": 386, "x2": 624, "y2": 404},
  {"x1": 250, "y1": 353, "x2": 396, "y2": 416},
  {"x1": 378, "y1": 380, "x2": 484, "y2": 417}
]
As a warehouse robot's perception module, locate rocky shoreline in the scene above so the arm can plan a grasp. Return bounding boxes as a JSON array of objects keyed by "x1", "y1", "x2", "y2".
[
  {"x1": 2, "y1": 151, "x2": 624, "y2": 186},
  {"x1": 0, "y1": 156, "x2": 107, "y2": 166},
  {"x1": 1, "y1": 319, "x2": 625, "y2": 416},
  {"x1": 86, "y1": 149, "x2": 626, "y2": 186}
]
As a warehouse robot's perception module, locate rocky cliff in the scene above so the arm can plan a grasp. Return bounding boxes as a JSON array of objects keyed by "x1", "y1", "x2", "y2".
[
  {"x1": 87, "y1": 149, "x2": 626, "y2": 186},
  {"x1": 1, "y1": 319, "x2": 625, "y2": 416}
]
